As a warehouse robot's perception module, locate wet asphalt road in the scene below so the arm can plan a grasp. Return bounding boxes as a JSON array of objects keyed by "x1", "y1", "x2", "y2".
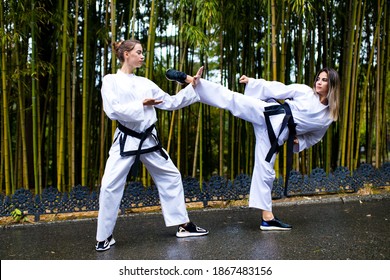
[{"x1": 0, "y1": 194, "x2": 389, "y2": 260}]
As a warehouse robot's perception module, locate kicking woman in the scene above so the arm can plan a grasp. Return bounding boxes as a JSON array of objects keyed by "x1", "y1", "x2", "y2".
[
  {"x1": 166, "y1": 66, "x2": 340, "y2": 231},
  {"x1": 96, "y1": 40, "x2": 208, "y2": 252}
]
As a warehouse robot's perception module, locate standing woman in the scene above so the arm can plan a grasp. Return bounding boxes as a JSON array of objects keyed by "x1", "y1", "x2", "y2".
[
  {"x1": 96, "y1": 39, "x2": 208, "y2": 252},
  {"x1": 166, "y1": 66, "x2": 340, "y2": 231}
]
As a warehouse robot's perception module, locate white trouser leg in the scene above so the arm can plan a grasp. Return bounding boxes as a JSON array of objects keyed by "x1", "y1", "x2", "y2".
[
  {"x1": 195, "y1": 79, "x2": 268, "y2": 125},
  {"x1": 249, "y1": 115, "x2": 287, "y2": 212},
  {"x1": 96, "y1": 137, "x2": 134, "y2": 241},
  {"x1": 248, "y1": 124, "x2": 277, "y2": 211},
  {"x1": 141, "y1": 151, "x2": 190, "y2": 227}
]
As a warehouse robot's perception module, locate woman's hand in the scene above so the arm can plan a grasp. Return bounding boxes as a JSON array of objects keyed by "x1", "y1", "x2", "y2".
[
  {"x1": 143, "y1": 98, "x2": 163, "y2": 106},
  {"x1": 239, "y1": 75, "x2": 249, "y2": 84},
  {"x1": 191, "y1": 66, "x2": 204, "y2": 87}
]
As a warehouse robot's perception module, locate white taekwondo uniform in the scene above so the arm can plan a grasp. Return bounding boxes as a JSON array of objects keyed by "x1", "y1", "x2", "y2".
[
  {"x1": 194, "y1": 78, "x2": 333, "y2": 212},
  {"x1": 96, "y1": 70, "x2": 199, "y2": 242}
]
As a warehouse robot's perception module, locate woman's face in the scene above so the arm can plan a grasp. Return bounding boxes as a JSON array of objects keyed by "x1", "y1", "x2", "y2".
[
  {"x1": 315, "y1": 71, "x2": 329, "y2": 98},
  {"x1": 124, "y1": 43, "x2": 144, "y2": 68}
]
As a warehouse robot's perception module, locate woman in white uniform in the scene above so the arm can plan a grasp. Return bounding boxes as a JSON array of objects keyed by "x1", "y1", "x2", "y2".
[
  {"x1": 166, "y1": 66, "x2": 340, "y2": 231},
  {"x1": 96, "y1": 39, "x2": 208, "y2": 252}
]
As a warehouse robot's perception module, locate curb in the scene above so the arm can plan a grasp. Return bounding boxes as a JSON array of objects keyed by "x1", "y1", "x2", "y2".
[{"x1": 1, "y1": 189, "x2": 389, "y2": 228}]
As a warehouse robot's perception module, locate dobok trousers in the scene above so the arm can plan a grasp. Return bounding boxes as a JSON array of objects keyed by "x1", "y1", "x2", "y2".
[
  {"x1": 195, "y1": 79, "x2": 290, "y2": 212},
  {"x1": 96, "y1": 128, "x2": 189, "y2": 241}
]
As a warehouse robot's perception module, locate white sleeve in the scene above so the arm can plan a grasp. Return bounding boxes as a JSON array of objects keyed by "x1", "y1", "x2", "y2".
[
  {"x1": 154, "y1": 82, "x2": 200, "y2": 111},
  {"x1": 244, "y1": 78, "x2": 311, "y2": 101},
  {"x1": 101, "y1": 75, "x2": 144, "y2": 122},
  {"x1": 294, "y1": 126, "x2": 328, "y2": 152}
]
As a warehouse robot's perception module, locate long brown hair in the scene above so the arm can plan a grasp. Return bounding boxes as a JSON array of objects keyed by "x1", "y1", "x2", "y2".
[
  {"x1": 112, "y1": 39, "x2": 141, "y2": 63},
  {"x1": 313, "y1": 67, "x2": 340, "y2": 121}
]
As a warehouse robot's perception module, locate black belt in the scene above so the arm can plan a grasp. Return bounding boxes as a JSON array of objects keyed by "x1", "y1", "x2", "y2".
[
  {"x1": 117, "y1": 122, "x2": 169, "y2": 177},
  {"x1": 264, "y1": 103, "x2": 296, "y2": 196}
]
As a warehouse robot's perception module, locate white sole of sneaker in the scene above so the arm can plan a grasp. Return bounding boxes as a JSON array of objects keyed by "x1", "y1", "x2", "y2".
[
  {"x1": 260, "y1": 226, "x2": 292, "y2": 231},
  {"x1": 96, "y1": 246, "x2": 110, "y2": 252},
  {"x1": 176, "y1": 232, "x2": 209, "y2": 238}
]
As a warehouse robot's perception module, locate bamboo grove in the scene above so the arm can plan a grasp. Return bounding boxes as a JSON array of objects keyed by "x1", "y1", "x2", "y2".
[{"x1": 0, "y1": 0, "x2": 389, "y2": 195}]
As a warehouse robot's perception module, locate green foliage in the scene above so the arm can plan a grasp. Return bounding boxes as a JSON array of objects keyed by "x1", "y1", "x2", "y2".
[
  {"x1": 10, "y1": 208, "x2": 28, "y2": 223},
  {"x1": 290, "y1": 0, "x2": 315, "y2": 17},
  {"x1": 181, "y1": 23, "x2": 208, "y2": 48}
]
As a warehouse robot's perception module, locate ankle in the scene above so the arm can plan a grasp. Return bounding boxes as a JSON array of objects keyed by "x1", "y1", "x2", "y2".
[
  {"x1": 181, "y1": 221, "x2": 190, "y2": 227},
  {"x1": 262, "y1": 211, "x2": 274, "y2": 221}
]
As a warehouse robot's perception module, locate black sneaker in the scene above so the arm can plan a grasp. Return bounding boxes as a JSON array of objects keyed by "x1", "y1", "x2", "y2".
[
  {"x1": 260, "y1": 217, "x2": 292, "y2": 231},
  {"x1": 165, "y1": 69, "x2": 187, "y2": 84},
  {"x1": 95, "y1": 234, "x2": 116, "y2": 251},
  {"x1": 176, "y1": 222, "x2": 209, "y2": 237}
]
